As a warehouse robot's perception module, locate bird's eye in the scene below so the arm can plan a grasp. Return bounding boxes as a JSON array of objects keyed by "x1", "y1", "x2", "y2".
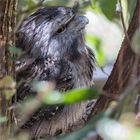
[{"x1": 57, "y1": 26, "x2": 66, "y2": 33}]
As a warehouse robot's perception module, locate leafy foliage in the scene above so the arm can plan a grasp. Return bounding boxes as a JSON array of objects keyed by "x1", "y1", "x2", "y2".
[
  {"x1": 86, "y1": 34, "x2": 105, "y2": 66},
  {"x1": 44, "y1": 88, "x2": 99, "y2": 104},
  {"x1": 127, "y1": 0, "x2": 137, "y2": 21},
  {"x1": 131, "y1": 28, "x2": 140, "y2": 55},
  {"x1": 0, "y1": 76, "x2": 16, "y2": 100},
  {"x1": 33, "y1": 81, "x2": 99, "y2": 104},
  {"x1": 92, "y1": 0, "x2": 117, "y2": 20}
]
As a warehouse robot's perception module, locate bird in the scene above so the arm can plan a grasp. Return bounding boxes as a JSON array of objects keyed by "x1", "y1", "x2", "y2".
[{"x1": 15, "y1": 4, "x2": 95, "y2": 137}]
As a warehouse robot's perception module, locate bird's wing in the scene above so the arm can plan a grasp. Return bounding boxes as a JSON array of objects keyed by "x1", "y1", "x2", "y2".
[
  {"x1": 15, "y1": 58, "x2": 73, "y2": 130},
  {"x1": 16, "y1": 58, "x2": 35, "y2": 75},
  {"x1": 16, "y1": 58, "x2": 62, "y2": 100}
]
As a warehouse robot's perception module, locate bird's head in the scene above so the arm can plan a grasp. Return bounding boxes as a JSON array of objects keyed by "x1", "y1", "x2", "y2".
[{"x1": 16, "y1": 6, "x2": 89, "y2": 61}]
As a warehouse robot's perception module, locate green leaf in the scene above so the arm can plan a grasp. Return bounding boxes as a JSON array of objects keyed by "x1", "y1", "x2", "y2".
[
  {"x1": 43, "y1": 91, "x2": 64, "y2": 105},
  {"x1": 9, "y1": 47, "x2": 22, "y2": 55},
  {"x1": 128, "y1": 0, "x2": 137, "y2": 22},
  {"x1": 0, "y1": 76, "x2": 16, "y2": 100},
  {"x1": 131, "y1": 28, "x2": 140, "y2": 56},
  {"x1": 42, "y1": 88, "x2": 99, "y2": 105},
  {"x1": 27, "y1": 0, "x2": 36, "y2": 7},
  {"x1": 86, "y1": 34, "x2": 105, "y2": 66},
  {"x1": 33, "y1": 81, "x2": 99, "y2": 105},
  {"x1": 63, "y1": 88, "x2": 99, "y2": 104},
  {"x1": 94, "y1": 0, "x2": 117, "y2": 20},
  {"x1": 0, "y1": 116, "x2": 7, "y2": 123}
]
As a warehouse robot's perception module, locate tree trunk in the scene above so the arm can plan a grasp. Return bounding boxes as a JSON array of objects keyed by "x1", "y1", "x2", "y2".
[
  {"x1": 90, "y1": 0, "x2": 140, "y2": 139},
  {"x1": 0, "y1": 0, "x2": 17, "y2": 138}
]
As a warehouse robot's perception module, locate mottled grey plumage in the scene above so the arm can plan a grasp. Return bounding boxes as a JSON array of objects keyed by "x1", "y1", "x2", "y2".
[{"x1": 16, "y1": 6, "x2": 95, "y2": 129}]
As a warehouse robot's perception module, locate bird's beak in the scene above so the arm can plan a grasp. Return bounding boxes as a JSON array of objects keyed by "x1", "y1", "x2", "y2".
[{"x1": 64, "y1": 1, "x2": 79, "y2": 25}]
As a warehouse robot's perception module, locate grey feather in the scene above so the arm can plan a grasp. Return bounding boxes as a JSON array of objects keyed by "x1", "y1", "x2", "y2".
[{"x1": 15, "y1": 6, "x2": 95, "y2": 130}]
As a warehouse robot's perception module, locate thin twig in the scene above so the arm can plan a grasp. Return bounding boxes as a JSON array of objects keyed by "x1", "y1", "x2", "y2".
[{"x1": 118, "y1": 0, "x2": 130, "y2": 44}]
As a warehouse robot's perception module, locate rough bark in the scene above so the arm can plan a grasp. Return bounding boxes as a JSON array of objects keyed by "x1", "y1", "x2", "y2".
[{"x1": 0, "y1": 0, "x2": 17, "y2": 138}]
